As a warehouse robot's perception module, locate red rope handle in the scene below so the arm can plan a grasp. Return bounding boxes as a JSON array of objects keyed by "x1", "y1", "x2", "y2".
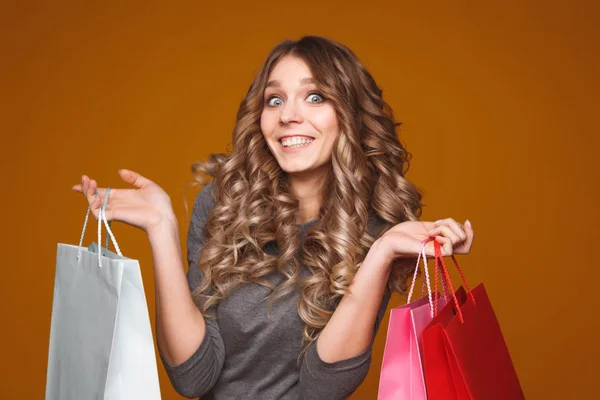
[
  {"x1": 433, "y1": 247, "x2": 451, "y2": 315},
  {"x1": 434, "y1": 251, "x2": 440, "y2": 315},
  {"x1": 434, "y1": 241, "x2": 464, "y2": 323},
  {"x1": 451, "y1": 255, "x2": 476, "y2": 304}
]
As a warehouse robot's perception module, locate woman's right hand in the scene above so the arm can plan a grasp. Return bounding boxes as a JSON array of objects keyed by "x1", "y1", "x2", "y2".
[{"x1": 71, "y1": 169, "x2": 177, "y2": 234}]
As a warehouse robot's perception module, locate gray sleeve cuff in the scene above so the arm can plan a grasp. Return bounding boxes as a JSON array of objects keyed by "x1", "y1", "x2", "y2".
[
  {"x1": 298, "y1": 290, "x2": 391, "y2": 399},
  {"x1": 299, "y1": 340, "x2": 372, "y2": 400},
  {"x1": 160, "y1": 318, "x2": 225, "y2": 399}
]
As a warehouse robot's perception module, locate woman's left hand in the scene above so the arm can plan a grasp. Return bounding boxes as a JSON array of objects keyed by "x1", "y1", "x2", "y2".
[{"x1": 376, "y1": 218, "x2": 475, "y2": 262}]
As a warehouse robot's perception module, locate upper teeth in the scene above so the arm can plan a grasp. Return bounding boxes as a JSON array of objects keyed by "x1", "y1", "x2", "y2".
[{"x1": 281, "y1": 137, "x2": 313, "y2": 147}]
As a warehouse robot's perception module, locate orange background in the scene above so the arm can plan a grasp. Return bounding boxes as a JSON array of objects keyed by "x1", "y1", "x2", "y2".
[{"x1": 2, "y1": 1, "x2": 599, "y2": 399}]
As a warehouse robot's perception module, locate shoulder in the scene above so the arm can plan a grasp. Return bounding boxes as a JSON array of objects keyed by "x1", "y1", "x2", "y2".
[
  {"x1": 196, "y1": 181, "x2": 215, "y2": 207},
  {"x1": 192, "y1": 181, "x2": 216, "y2": 216},
  {"x1": 189, "y1": 181, "x2": 217, "y2": 231}
]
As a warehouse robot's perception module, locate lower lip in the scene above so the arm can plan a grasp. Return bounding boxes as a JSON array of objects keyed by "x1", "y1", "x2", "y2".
[{"x1": 279, "y1": 140, "x2": 314, "y2": 153}]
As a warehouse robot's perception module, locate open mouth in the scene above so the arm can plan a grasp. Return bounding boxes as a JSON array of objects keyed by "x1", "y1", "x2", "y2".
[{"x1": 279, "y1": 136, "x2": 315, "y2": 149}]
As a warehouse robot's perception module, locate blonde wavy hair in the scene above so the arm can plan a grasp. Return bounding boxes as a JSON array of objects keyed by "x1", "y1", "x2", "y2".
[{"x1": 191, "y1": 36, "x2": 422, "y2": 348}]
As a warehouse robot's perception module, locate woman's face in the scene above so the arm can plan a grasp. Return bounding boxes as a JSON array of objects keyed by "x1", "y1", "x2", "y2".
[{"x1": 260, "y1": 55, "x2": 339, "y2": 178}]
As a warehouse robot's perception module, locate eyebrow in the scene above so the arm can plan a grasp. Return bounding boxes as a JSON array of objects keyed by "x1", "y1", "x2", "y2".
[{"x1": 265, "y1": 77, "x2": 316, "y2": 88}]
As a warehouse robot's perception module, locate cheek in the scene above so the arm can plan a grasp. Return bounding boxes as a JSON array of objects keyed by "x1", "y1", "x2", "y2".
[
  {"x1": 312, "y1": 107, "x2": 339, "y2": 137},
  {"x1": 260, "y1": 112, "x2": 276, "y2": 139}
]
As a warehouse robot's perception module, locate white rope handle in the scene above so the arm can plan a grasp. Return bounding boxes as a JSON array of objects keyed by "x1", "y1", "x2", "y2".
[
  {"x1": 100, "y1": 188, "x2": 122, "y2": 256},
  {"x1": 76, "y1": 193, "x2": 97, "y2": 263},
  {"x1": 97, "y1": 187, "x2": 122, "y2": 267},
  {"x1": 101, "y1": 211, "x2": 121, "y2": 257},
  {"x1": 76, "y1": 187, "x2": 122, "y2": 267},
  {"x1": 406, "y1": 240, "x2": 434, "y2": 317}
]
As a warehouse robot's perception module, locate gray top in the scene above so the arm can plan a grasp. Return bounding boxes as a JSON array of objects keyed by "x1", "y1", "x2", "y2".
[{"x1": 161, "y1": 183, "x2": 391, "y2": 399}]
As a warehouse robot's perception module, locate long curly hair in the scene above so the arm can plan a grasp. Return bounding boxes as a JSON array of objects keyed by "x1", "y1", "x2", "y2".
[{"x1": 191, "y1": 35, "x2": 422, "y2": 349}]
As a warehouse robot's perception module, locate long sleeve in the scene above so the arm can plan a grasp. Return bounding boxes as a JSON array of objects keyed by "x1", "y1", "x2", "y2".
[
  {"x1": 160, "y1": 182, "x2": 226, "y2": 398},
  {"x1": 298, "y1": 212, "x2": 392, "y2": 399},
  {"x1": 298, "y1": 290, "x2": 391, "y2": 400}
]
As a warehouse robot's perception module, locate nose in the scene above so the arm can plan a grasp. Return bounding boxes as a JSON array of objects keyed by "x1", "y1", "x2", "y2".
[{"x1": 280, "y1": 101, "x2": 303, "y2": 125}]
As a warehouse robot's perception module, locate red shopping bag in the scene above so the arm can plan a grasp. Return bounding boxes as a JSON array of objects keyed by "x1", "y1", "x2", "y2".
[
  {"x1": 422, "y1": 242, "x2": 524, "y2": 400},
  {"x1": 378, "y1": 242, "x2": 448, "y2": 399}
]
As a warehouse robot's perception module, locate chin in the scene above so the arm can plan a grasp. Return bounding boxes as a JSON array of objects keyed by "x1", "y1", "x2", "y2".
[
  {"x1": 278, "y1": 160, "x2": 330, "y2": 177},
  {"x1": 279, "y1": 164, "x2": 313, "y2": 175}
]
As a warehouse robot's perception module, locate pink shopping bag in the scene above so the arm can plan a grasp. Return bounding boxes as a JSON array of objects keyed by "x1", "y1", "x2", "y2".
[{"x1": 378, "y1": 240, "x2": 447, "y2": 400}]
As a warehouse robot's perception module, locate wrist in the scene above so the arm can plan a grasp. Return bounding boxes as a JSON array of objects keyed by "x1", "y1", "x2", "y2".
[
  {"x1": 366, "y1": 237, "x2": 395, "y2": 271},
  {"x1": 348, "y1": 238, "x2": 393, "y2": 295},
  {"x1": 147, "y1": 213, "x2": 179, "y2": 243},
  {"x1": 369, "y1": 236, "x2": 396, "y2": 268}
]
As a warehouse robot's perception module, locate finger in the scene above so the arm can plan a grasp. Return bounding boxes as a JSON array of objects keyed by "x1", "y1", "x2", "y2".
[
  {"x1": 118, "y1": 169, "x2": 151, "y2": 188},
  {"x1": 429, "y1": 225, "x2": 460, "y2": 245},
  {"x1": 435, "y1": 218, "x2": 467, "y2": 243},
  {"x1": 91, "y1": 192, "x2": 121, "y2": 221},
  {"x1": 439, "y1": 236, "x2": 453, "y2": 256},
  {"x1": 80, "y1": 175, "x2": 88, "y2": 197},
  {"x1": 80, "y1": 175, "x2": 91, "y2": 201},
  {"x1": 89, "y1": 195, "x2": 102, "y2": 219},
  {"x1": 100, "y1": 204, "x2": 117, "y2": 222},
  {"x1": 86, "y1": 179, "x2": 99, "y2": 205},
  {"x1": 424, "y1": 236, "x2": 453, "y2": 257},
  {"x1": 464, "y1": 219, "x2": 474, "y2": 238},
  {"x1": 90, "y1": 186, "x2": 121, "y2": 220},
  {"x1": 435, "y1": 236, "x2": 454, "y2": 256},
  {"x1": 81, "y1": 175, "x2": 91, "y2": 197},
  {"x1": 456, "y1": 219, "x2": 475, "y2": 253},
  {"x1": 94, "y1": 187, "x2": 120, "y2": 200}
]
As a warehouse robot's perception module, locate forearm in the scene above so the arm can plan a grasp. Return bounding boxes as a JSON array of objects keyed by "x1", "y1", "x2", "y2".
[
  {"x1": 148, "y1": 217, "x2": 206, "y2": 366},
  {"x1": 316, "y1": 238, "x2": 392, "y2": 363}
]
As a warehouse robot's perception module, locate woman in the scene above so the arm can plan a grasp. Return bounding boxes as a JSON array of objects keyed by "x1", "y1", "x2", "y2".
[{"x1": 73, "y1": 36, "x2": 474, "y2": 399}]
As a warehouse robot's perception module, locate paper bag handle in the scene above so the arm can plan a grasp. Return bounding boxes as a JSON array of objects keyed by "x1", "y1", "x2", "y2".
[
  {"x1": 407, "y1": 238, "x2": 435, "y2": 317},
  {"x1": 426, "y1": 253, "x2": 448, "y2": 300},
  {"x1": 76, "y1": 187, "x2": 122, "y2": 267},
  {"x1": 433, "y1": 241, "x2": 476, "y2": 323}
]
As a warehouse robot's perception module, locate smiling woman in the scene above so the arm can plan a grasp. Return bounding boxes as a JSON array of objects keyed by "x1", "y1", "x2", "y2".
[{"x1": 73, "y1": 35, "x2": 474, "y2": 399}]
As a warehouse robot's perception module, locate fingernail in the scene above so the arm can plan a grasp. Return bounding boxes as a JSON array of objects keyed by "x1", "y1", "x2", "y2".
[
  {"x1": 465, "y1": 219, "x2": 472, "y2": 228},
  {"x1": 118, "y1": 169, "x2": 122, "y2": 174}
]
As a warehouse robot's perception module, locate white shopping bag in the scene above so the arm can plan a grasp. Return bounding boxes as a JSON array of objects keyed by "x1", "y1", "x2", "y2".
[{"x1": 46, "y1": 188, "x2": 161, "y2": 399}]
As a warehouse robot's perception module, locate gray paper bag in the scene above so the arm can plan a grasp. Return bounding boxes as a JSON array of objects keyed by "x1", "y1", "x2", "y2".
[{"x1": 46, "y1": 188, "x2": 161, "y2": 399}]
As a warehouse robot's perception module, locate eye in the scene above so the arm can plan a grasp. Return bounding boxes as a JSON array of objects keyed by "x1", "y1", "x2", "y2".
[
  {"x1": 266, "y1": 96, "x2": 283, "y2": 107},
  {"x1": 306, "y1": 93, "x2": 325, "y2": 103}
]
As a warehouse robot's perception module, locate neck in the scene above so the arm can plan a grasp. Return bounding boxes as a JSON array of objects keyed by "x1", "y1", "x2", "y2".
[{"x1": 289, "y1": 170, "x2": 327, "y2": 225}]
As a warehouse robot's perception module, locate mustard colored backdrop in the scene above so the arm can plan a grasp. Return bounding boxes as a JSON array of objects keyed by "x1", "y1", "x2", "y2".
[{"x1": 2, "y1": 1, "x2": 598, "y2": 399}]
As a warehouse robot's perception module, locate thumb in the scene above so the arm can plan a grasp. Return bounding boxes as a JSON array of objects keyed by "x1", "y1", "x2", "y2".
[{"x1": 118, "y1": 169, "x2": 150, "y2": 188}]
